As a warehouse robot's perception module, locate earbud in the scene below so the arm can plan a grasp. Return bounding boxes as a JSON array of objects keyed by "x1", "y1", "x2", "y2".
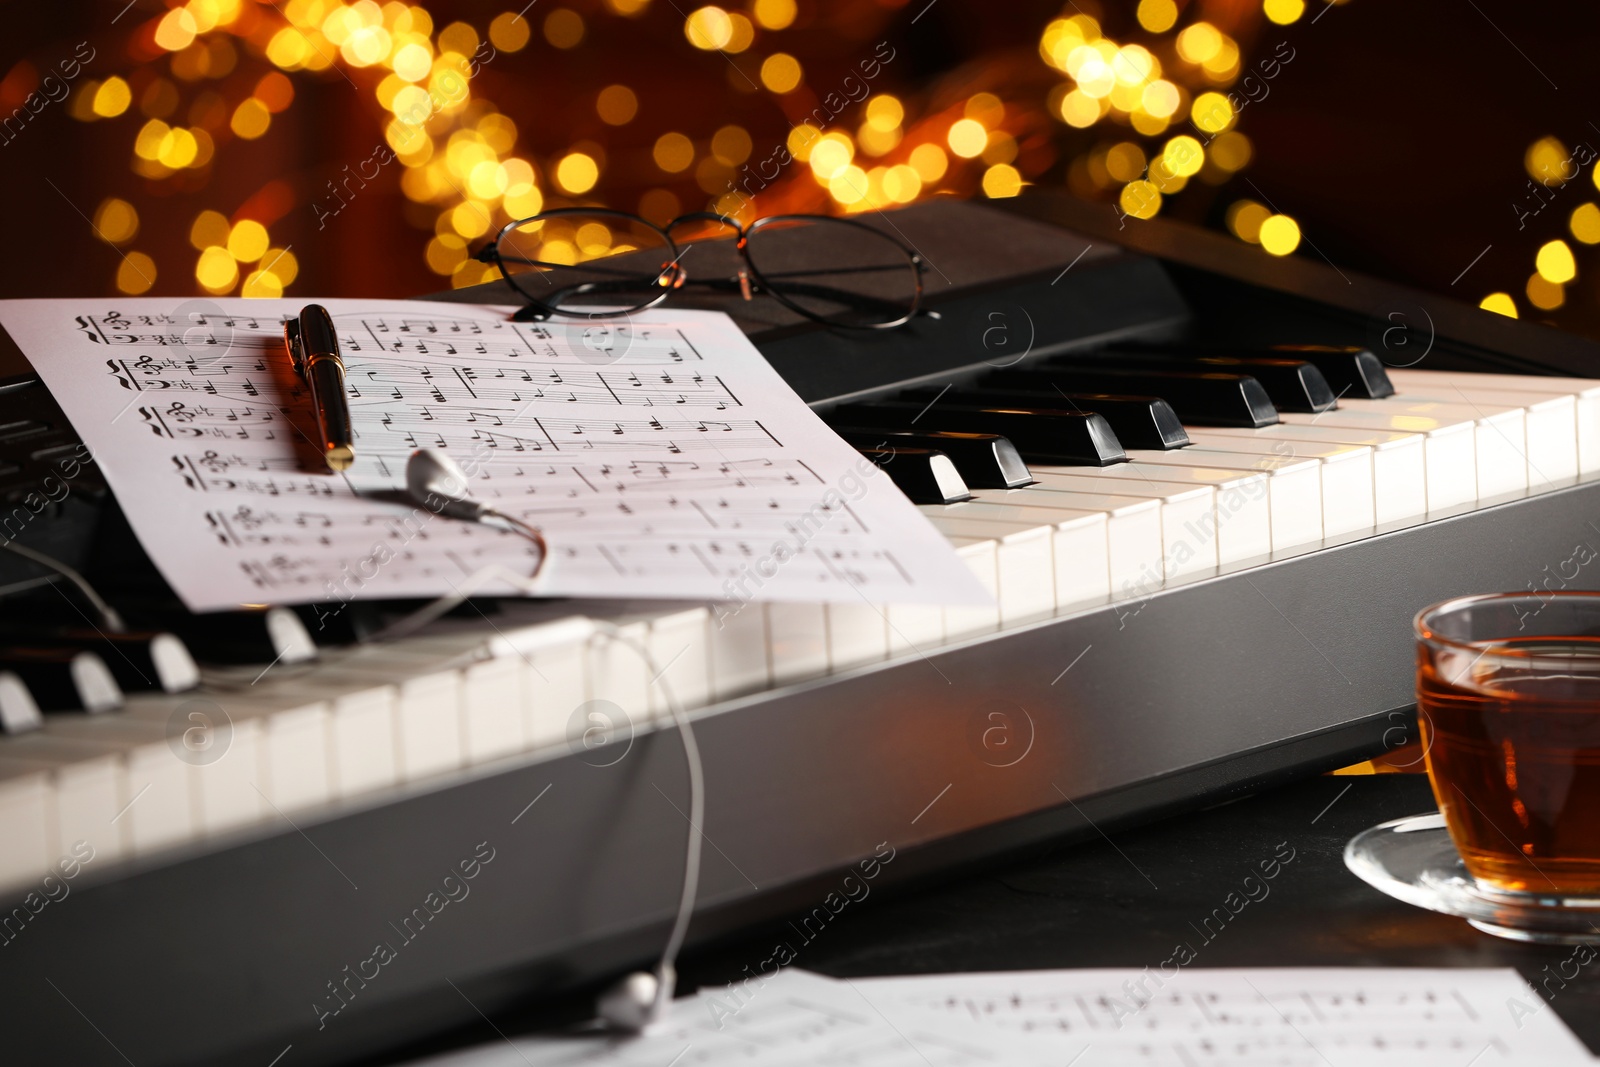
[
  {"x1": 406, "y1": 449, "x2": 488, "y2": 522},
  {"x1": 597, "y1": 966, "x2": 674, "y2": 1033}
]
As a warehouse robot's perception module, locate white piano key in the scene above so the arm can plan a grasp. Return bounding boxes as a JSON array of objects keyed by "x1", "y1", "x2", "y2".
[
  {"x1": 109, "y1": 698, "x2": 265, "y2": 835},
  {"x1": 1196, "y1": 424, "x2": 1427, "y2": 525},
  {"x1": 706, "y1": 603, "x2": 772, "y2": 702},
  {"x1": 0, "y1": 736, "x2": 124, "y2": 864},
  {"x1": 1123, "y1": 451, "x2": 1325, "y2": 551},
  {"x1": 1341, "y1": 397, "x2": 1526, "y2": 499},
  {"x1": 926, "y1": 511, "x2": 1102, "y2": 614},
  {"x1": 1281, "y1": 410, "x2": 1477, "y2": 512},
  {"x1": 1390, "y1": 369, "x2": 1600, "y2": 474},
  {"x1": 0, "y1": 761, "x2": 52, "y2": 888},
  {"x1": 391, "y1": 672, "x2": 464, "y2": 779},
  {"x1": 1185, "y1": 433, "x2": 1376, "y2": 537},
  {"x1": 766, "y1": 603, "x2": 830, "y2": 685},
  {"x1": 461, "y1": 658, "x2": 526, "y2": 764},
  {"x1": 885, "y1": 600, "x2": 945, "y2": 658},
  {"x1": 1033, "y1": 465, "x2": 1270, "y2": 565},
  {"x1": 520, "y1": 632, "x2": 588, "y2": 751},
  {"x1": 826, "y1": 602, "x2": 889, "y2": 672},
  {"x1": 37, "y1": 717, "x2": 195, "y2": 856},
  {"x1": 938, "y1": 537, "x2": 1002, "y2": 638},
  {"x1": 587, "y1": 620, "x2": 653, "y2": 718},
  {"x1": 647, "y1": 608, "x2": 713, "y2": 710},
  {"x1": 1026, "y1": 474, "x2": 1218, "y2": 578},
  {"x1": 1382, "y1": 378, "x2": 1578, "y2": 489},
  {"x1": 952, "y1": 494, "x2": 1162, "y2": 602}
]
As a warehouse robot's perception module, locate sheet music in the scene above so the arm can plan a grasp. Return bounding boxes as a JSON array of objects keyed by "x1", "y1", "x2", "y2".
[
  {"x1": 0, "y1": 299, "x2": 988, "y2": 611},
  {"x1": 847, "y1": 967, "x2": 1597, "y2": 1066},
  {"x1": 397, "y1": 970, "x2": 1067, "y2": 1067}
]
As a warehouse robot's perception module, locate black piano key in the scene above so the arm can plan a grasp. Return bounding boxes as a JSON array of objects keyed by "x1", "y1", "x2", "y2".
[
  {"x1": 0, "y1": 648, "x2": 122, "y2": 712},
  {"x1": 1267, "y1": 345, "x2": 1395, "y2": 399},
  {"x1": 854, "y1": 446, "x2": 973, "y2": 504},
  {"x1": 988, "y1": 367, "x2": 1278, "y2": 428},
  {"x1": 831, "y1": 428, "x2": 1034, "y2": 488},
  {"x1": 120, "y1": 603, "x2": 317, "y2": 666},
  {"x1": 0, "y1": 670, "x2": 42, "y2": 734},
  {"x1": 1090, "y1": 348, "x2": 1336, "y2": 413},
  {"x1": 902, "y1": 387, "x2": 1189, "y2": 450},
  {"x1": 830, "y1": 402, "x2": 1127, "y2": 466},
  {"x1": 0, "y1": 629, "x2": 198, "y2": 693}
]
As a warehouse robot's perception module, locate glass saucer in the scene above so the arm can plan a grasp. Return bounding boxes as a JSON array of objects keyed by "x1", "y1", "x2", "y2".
[{"x1": 1344, "y1": 812, "x2": 1600, "y2": 944}]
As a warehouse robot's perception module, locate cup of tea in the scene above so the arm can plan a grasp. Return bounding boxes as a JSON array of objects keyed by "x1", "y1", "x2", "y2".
[{"x1": 1414, "y1": 592, "x2": 1600, "y2": 899}]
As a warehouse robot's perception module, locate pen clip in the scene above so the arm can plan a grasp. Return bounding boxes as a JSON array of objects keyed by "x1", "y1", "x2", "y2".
[{"x1": 284, "y1": 318, "x2": 306, "y2": 378}]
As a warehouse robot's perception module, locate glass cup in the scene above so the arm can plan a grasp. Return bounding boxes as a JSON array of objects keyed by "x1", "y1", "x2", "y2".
[{"x1": 1415, "y1": 592, "x2": 1600, "y2": 898}]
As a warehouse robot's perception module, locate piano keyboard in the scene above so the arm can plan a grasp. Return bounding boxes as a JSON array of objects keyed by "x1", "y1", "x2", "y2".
[{"x1": 0, "y1": 362, "x2": 1591, "y2": 893}]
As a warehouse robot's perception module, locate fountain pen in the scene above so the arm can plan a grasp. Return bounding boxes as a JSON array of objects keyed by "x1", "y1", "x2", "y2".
[{"x1": 284, "y1": 304, "x2": 354, "y2": 472}]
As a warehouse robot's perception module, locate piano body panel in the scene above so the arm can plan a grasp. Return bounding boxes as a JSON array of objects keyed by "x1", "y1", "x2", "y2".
[{"x1": 8, "y1": 474, "x2": 1600, "y2": 1066}]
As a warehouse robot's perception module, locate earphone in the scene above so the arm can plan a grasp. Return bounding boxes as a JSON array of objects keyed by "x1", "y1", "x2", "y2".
[{"x1": 401, "y1": 449, "x2": 705, "y2": 1034}]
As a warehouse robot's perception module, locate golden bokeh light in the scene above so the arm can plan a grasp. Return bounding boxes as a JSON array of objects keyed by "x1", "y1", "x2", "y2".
[
  {"x1": 1120, "y1": 180, "x2": 1161, "y2": 220},
  {"x1": 866, "y1": 95, "x2": 904, "y2": 132},
  {"x1": 94, "y1": 198, "x2": 139, "y2": 245},
  {"x1": 1226, "y1": 200, "x2": 1271, "y2": 243},
  {"x1": 93, "y1": 77, "x2": 132, "y2": 118},
  {"x1": 723, "y1": 13, "x2": 754, "y2": 53},
  {"x1": 809, "y1": 133, "x2": 854, "y2": 180},
  {"x1": 1192, "y1": 92, "x2": 1234, "y2": 133},
  {"x1": 189, "y1": 210, "x2": 230, "y2": 250},
  {"x1": 1536, "y1": 239, "x2": 1576, "y2": 284},
  {"x1": 156, "y1": 8, "x2": 200, "y2": 52},
  {"x1": 1527, "y1": 272, "x2": 1565, "y2": 310},
  {"x1": 1570, "y1": 203, "x2": 1600, "y2": 245},
  {"x1": 909, "y1": 143, "x2": 948, "y2": 182},
  {"x1": 1141, "y1": 80, "x2": 1180, "y2": 119},
  {"x1": 597, "y1": 84, "x2": 638, "y2": 125},
  {"x1": 947, "y1": 118, "x2": 987, "y2": 159},
  {"x1": 1176, "y1": 23, "x2": 1223, "y2": 65},
  {"x1": 1162, "y1": 135, "x2": 1204, "y2": 177},
  {"x1": 761, "y1": 53, "x2": 802, "y2": 93},
  {"x1": 1136, "y1": 0, "x2": 1178, "y2": 32},
  {"x1": 195, "y1": 245, "x2": 238, "y2": 292},
  {"x1": 556, "y1": 152, "x2": 600, "y2": 193},
  {"x1": 1057, "y1": 88, "x2": 1101, "y2": 128},
  {"x1": 1525, "y1": 136, "x2": 1568, "y2": 185},
  {"x1": 712, "y1": 125, "x2": 752, "y2": 165},
  {"x1": 230, "y1": 98, "x2": 271, "y2": 139},
  {"x1": 226, "y1": 220, "x2": 270, "y2": 262},
  {"x1": 116, "y1": 252, "x2": 157, "y2": 295},
  {"x1": 1263, "y1": 0, "x2": 1306, "y2": 24},
  {"x1": 982, "y1": 163, "x2": 1024, "y2": 198},
  {"x1": 753, "y1": 0, "x2": 797, "y2": 30},
  {"x1": 684, "y1": 6, "x2": 734, "y2": 50},
  {"x1": 1258, "y1": 214, "x2": 1301, "y2": 256},
  {"x1": 883, "y1": 164, "x2": 922, "y2": 203},
  {"x1": 1479, "y1": 292, "x2": 1518, "y2": 318},
  {"x1": 827, "y1": 164, "x2": 869, "y2": 205},
  {"x1": 653, "y1": 132, "x2": 695, "y2": 173},
  {"x1": 241, "y1": 269, "x2": 284, "y2": 298},
  {"x1": 489, "y1": 12, "x2": 533, "y2": 52},
  {"x1": 262, "y1": 247, "x2": 299, "y2": 285},
  {"x1": 1106, "y1": 143, "x2": 1147, "y2": 183},
  {"x1": 544, "y1": 8, "x2": 585, "y2": 49}
]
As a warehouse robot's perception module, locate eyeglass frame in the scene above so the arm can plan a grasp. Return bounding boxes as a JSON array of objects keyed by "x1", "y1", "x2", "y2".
[{"x1": 474, "y1": 208, "x2": 931, "y2": 330}]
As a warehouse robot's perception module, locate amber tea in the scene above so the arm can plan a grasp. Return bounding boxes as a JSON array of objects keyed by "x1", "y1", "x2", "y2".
[{"x1": 1417, "y1": 597, "x2": 1600, "y2": 897}]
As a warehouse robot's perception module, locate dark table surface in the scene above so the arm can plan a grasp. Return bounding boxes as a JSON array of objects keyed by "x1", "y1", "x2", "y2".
[{"x1": 374, "y1": 774, "x2": 1600, "y2": 1063}]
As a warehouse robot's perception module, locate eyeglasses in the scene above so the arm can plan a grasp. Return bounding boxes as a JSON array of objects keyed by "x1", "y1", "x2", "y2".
[{"x1": 474, "y1": 209, "x2": 932, "y2": 330}]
